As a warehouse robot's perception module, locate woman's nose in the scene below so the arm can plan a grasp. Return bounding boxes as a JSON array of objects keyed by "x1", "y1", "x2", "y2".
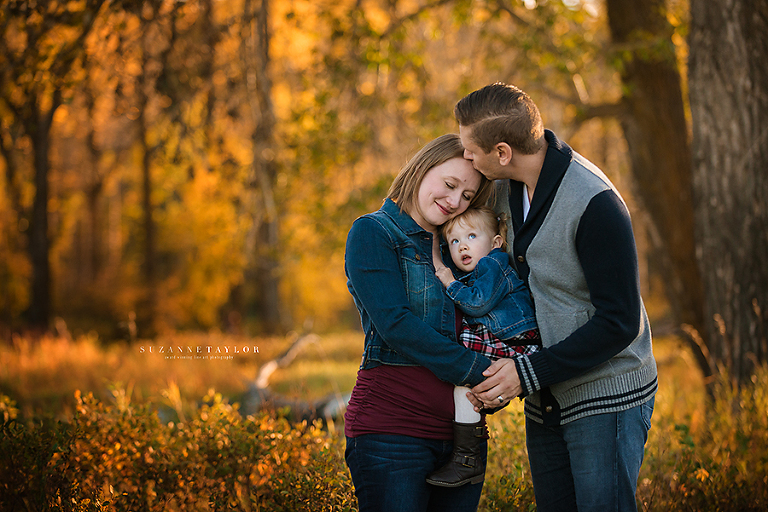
[{"x1": 446, "y1": 190, "x2": 461, "y2": 208}]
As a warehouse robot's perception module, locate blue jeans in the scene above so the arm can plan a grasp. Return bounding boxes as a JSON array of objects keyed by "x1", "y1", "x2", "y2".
[
  {"x1": 345, "y1": 434, "x2": 486, "y2": 512},
  {"x1": 526, "y1": 397, "x2": 654, "y2": 512}
]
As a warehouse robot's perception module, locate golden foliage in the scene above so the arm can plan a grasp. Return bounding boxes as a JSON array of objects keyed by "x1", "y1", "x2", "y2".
[{"x1": 2, "y1": 331, "x2": 768, "y2": 510}]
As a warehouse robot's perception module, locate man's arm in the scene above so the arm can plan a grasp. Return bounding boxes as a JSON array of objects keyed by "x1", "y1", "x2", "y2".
[{"x1": 474, "y1": 190, "x2": 643, "y2": 399}]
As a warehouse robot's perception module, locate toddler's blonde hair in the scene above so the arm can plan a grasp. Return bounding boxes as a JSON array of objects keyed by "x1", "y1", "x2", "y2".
[{"x1": 441, "y1": 206, "x2": 508, "y2": 251}]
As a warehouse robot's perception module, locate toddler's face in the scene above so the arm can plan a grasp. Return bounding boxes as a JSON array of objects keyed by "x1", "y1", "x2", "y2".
[{"x1": 445, "y1": 221, "x2": 502, "y2": 273}]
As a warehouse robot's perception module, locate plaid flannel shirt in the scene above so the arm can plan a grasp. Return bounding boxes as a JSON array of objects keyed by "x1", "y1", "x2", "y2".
[{"x1": 459, "y1": 317, "x2": 540, "y2": 361}]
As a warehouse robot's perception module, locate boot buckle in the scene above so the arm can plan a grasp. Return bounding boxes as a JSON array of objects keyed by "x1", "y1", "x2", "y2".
[{"x1": 452, "y1": 454, "x2": 476, "y2": 468}]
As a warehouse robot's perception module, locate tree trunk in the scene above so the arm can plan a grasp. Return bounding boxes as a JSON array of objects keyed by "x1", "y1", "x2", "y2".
[
  {"x1": 202, "y1": 0, "x2": 216, "y2": 169},
  {"x1": 136, "y1": 26, "x2": 158, "y2": 338},
  {"x1": 605, "y1": 0, "x2": 712, "y2": 379},
  {"x1": 84, "y1": 73, "x2": 103, "y2": 285},
  {"x1": 689, "y1": 0, "x2": 768, "y2": 385},
  {"x1": 243, "y1": 0, "x2": 284, "y2": 334},
  {"x1": 0, "y1": 0, "x2": 106, "y2": 331},
  {"x1": 26, "y1": 92, "x2": 60, "y2": 330}
]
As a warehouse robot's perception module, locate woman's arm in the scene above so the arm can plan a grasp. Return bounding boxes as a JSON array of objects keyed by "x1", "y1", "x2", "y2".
[{"x1": 345, "y1": 216, "x2": 491, "y2": 387}]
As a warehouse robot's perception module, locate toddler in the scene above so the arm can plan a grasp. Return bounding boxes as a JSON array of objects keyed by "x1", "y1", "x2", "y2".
[{"x1": 427, "y1": 206, "x2": 540, "y2": 488}]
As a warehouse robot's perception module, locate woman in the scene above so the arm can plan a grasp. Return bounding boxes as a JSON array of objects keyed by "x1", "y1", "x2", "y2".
[{"x1": 344, "y1": 134, "x2": 495, "y2": 512}]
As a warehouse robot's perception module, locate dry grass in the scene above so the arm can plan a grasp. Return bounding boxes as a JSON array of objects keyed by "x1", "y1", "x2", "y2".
[
  {"x1": 0, "y1": 330, "x2": 360, "y2": 420},
  {"x1": 1, "y1": 327, "x2": 704, "y2": 424}
]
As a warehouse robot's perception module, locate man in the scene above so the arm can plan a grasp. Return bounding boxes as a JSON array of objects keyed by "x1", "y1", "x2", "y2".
[{"x1": 456, "y1": 83, "x2": 657, "y2": 511}]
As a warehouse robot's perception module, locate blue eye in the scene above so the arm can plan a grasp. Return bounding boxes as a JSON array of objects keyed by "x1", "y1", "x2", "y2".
[
  {"x1": 450, "y1": 239, "x2": 459, "y2": 245},
  {"x1": 468, "y1": 233, "x2": 476, "y2": 240}
]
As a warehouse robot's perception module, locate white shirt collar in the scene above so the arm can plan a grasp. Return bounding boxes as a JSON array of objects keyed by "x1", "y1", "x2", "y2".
[{"x1": 522, "y1": 184, "x2": 531, "y2": 221}]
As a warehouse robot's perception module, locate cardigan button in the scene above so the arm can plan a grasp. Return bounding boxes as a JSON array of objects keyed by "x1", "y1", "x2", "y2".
[
  {"x1": 545, "y1": 406, "x2": 553, "y2": 413},
  {"x1": 517, "y1": 255, "x2": 525, "y2": 263}
]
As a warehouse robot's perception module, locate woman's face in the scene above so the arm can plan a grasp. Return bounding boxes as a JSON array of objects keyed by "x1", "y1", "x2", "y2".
[{"x1": 411, "y1": 157, "x2": 482, "y2": 233}]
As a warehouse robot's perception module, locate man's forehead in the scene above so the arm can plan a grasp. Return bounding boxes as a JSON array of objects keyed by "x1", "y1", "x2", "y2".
[{"x1": 458, "y1": 125, "x2": 476, "y2": 145}]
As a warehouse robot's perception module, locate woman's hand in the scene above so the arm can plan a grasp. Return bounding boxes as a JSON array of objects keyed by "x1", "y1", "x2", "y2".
[{"x1": 469, "y1": 358, "x2": 522, "y2": 409}]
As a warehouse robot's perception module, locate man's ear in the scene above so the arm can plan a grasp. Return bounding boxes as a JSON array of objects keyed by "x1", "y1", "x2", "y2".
[
  {"x1": 496, "y1": 143, "x2": 512, "y2": 166},
  {"x1": 492, "y1": 235, "x2": 504, "y2": 249}
]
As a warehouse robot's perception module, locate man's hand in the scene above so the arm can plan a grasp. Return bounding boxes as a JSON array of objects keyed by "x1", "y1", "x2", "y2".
[
  {"x1": 470, "y1": 358, "x2": 522, "y2": 409},
  {"x1": 435, "y1": 266, "x2": 456, "y2": 287}
]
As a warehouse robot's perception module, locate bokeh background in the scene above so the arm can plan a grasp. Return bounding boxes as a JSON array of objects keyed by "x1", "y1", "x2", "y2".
[{"x1": 1, "y1": 0, "x2": 767, "y2": 510}]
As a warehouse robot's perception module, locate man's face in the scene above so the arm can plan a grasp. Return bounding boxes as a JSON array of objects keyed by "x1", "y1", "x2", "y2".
[{"x1": 458, "y1": 124, "x2": 503, "y2": 180}]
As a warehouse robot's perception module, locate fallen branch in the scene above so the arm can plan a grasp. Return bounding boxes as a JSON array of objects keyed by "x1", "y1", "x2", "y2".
[{"x1": 241, "y1": 333, "x2": 350, "y2": 424}]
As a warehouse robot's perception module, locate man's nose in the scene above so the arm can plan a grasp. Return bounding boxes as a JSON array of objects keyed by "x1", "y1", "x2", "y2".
[{"x1": 463, "y1": 149, "x2": 473, "y2": 160}]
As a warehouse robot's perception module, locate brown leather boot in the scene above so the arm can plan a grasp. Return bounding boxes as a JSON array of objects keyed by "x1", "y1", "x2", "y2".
[{"x1": 426, "y1": 421, "x2": 487, "y2": 487}]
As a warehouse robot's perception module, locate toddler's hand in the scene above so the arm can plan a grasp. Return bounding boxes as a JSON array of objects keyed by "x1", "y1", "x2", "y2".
[{"x1": 435, "y1": 266, "x2": 456, "y2": 287}]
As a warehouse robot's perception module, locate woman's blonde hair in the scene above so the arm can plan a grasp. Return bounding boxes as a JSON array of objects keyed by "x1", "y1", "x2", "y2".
[{"x1": 387, "y1": 133, "x2": 494, "y2": 215}]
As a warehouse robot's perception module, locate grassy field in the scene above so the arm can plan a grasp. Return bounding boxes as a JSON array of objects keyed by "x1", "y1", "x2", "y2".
[
  {"x1": 0, "y1": 326, "x2": 707, "y2": 426},
  {"x1": 1, "y1": 328, "x2": 767, "y2": 510},
  {"x1": 0, "y1": 330, "x2": 361, "y2": 420}
]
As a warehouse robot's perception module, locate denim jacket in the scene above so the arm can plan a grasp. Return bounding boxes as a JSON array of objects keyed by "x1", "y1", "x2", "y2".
[
  {"x1": 345, "y1": 199, "x2": 491, "y2": 387},
  {"x1": 446, "y1": 248, "x2": 538, "y2": 340}
]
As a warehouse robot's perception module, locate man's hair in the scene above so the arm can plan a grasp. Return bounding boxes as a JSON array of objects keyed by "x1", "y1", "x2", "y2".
[
  {"x1": 387, "y1": 133, "x2": 494, "y2": 215},
  {"x1": 441, "y1": 206, "x2": 508, "y2": 252},
  {"x1": 454, "y1": 83, "x2": 545, "y2": 155}
]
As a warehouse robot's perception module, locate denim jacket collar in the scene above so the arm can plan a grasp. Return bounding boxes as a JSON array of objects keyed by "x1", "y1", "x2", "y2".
[{"x1": 381, "y1": 198, "x2": 429, "y2": 237}]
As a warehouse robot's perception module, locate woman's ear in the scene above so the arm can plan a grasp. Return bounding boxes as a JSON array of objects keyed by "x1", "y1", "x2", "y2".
[
  {"x1": 496, "y1": 143, "x2": 512, "y2": 166},
  {"x1": 492, "y1": 234, "x2": 504, "y2": 249}
]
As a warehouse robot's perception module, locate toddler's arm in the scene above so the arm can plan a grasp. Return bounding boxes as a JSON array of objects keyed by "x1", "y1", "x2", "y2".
[{"x1": 446, "y1": 257, "x2": 506, "y2": 316}]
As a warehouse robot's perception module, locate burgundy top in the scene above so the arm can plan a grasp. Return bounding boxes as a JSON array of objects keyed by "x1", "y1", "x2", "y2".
[{"x1": 344, "y1": 365, "x2": 456, "y2": 440}]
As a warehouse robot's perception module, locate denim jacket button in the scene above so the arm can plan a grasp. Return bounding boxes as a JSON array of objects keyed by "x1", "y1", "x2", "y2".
[{"x1": 415, "y1": 254, "x2": 421, "y2": 261}]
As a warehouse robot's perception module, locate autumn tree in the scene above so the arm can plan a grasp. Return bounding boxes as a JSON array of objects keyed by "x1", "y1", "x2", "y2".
[
  {"x1": 274, "y1": 0, "x2": 475, "y2": 328},
  {"x1": 33, "y1": 1, "x2": 257, "y2": 334},
  {"x1": 8, "y1": 0, "x2": 763, "y2": 352},
  {"x1": 689, "y1": 0, "x2": 768, "y2": 385},
  {"x1": 240, "y1": 0, "x2": 284, "y2": 334},
  {"x1": 0, "y1": 0, "x2": 108, "y2": 329},
  {"x1": 600, "y1": 0, "x2": 712, "y2": 379},
  {"x1": 115, "y1": 1, "x2": 250, "y2": 334}
]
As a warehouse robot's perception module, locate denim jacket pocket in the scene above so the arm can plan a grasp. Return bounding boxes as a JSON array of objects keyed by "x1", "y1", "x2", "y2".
[{"x1": 399, "y1": 243, "x2": 442, "y2": 327}]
